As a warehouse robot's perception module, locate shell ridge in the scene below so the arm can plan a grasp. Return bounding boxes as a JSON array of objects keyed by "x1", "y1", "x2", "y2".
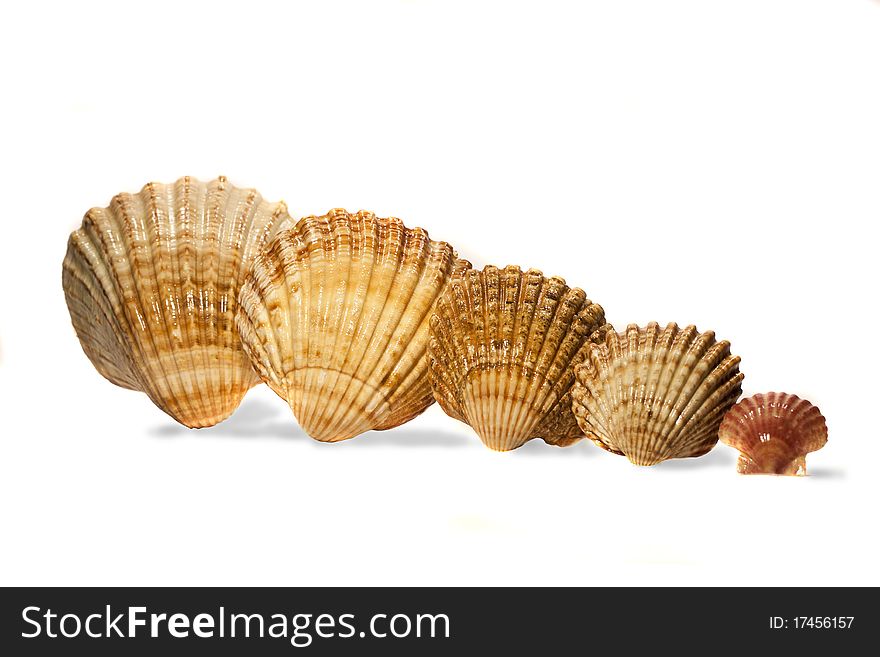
[
  {"x1": 365, "y1": 223, "x2": 436, "y2": 399},
  {"x1": 376, "y1": 250, "x2": 461, "y2": 415},
  {"x1": 178, "y1": 180, "x2": 213, "y2": 419},
  {"x1": 117, "y1": 191, "x2": 186, "y2": 422},
  {"x1": 501, "y1": 266, "x2": 522, "y2": 373},
  {"x1": 581, "y1": 338, "x2": 621, "y2": 453},
  {"x1": 315, "y1": 217, "x2": 352, "y2": 432},
  {"x1": 347, "y1": 217, "x2": 399, "y2": 397},
  {"x1": 210, "y1": 183, "x2": 253, "y2": 422},
  {"x1": 194, "y1": 180, "x2": 222, "y2": 419},
  {"x1": 230, "y1": 187, "x2": 277, "y2": 398},
  {"x1": 476, "y1": 265, "x2": 497, "y2": 442},
  {"x1": 485, "y1": 267, "x2": 509, "y2": 438},
  {"x1": 642, "y1": 323, "x2": 690, "y2": 463},
  {"x1": 302, "y1": 218, "x2": 336, "y2": 432},
  {"x1": 671, "y1": 370, "x2": 744, "y2": 459},
  {"x1": 527, "y1": 286, "x2": 578, "y2": 417},
  {"x1": 650, "y1": 328, "x2": 722, "y2": 462},
  {"x1": 432, "y1": 278, "x2": 470, "y2": 418},
  {"x1": 328, "y1": 216, "x2": 406, "y2": 436},
  {"x1": 156, "y1": 180, "x2": 216, "y2": 424},
  {"x1": 199, "y1": 181, "x2": 225, "y2": 412},
  {"x1": 606, "y1": 328, "x2": 629, "y2": 456},
  {"x1": 279, "y1": 227, "x2": 309, "y2": 426},
  {"x1": 674, "y1": 355, "x2": 742, "y2": 438},
  {"x1": 166, "y1": 178, "x2": 209, "y2": 422},
  {"x1": 572, "y1": 367, "x2": 617, "y2": 451},
  {"x1": 428, "y1": 300, "x2": 467, "y2": 422},
  {"x1": 256, "y1": 240, "x2": 292, "y2": 393},
  {"x1": 63, "y1": 231, "x2": 143, "y2": 391},
  {"x1": 506, "y1": 270, "x2": 545, "y2": 441},
  {"x1": 531, "y1": 294, "x2": 598, "y2": 444},
  {"x1": 312, "y1": 216, "x2": 356, "y2": 436},
  {"x1": 658, "y1": 333, "x2": 714, "y2": 449},
  {"x1": 452, "y1": 272, "x2": 479, "y2": 411},
  {"x1": 660, "y1": 333, "x2": 725, "y2": 449},
  {"x1": 640, "y1": 322, "x2": 676, "y2": 458},
  {"x1": 336, "y1": 245, "x2": 429, "y2": 435},
  {"x1": 189, "y1": 179, "x2": 222, "y2": 420},
  {"x1": 289, "y1": 231, "x2": 311, "y2": 425},
  {"x1": 630, "y1": 322, "x2": 659, "y2": 458},
  {"x1": 315, "y1": 214, "x2": 376, "y2": 435},
  {"x1": 585, "y1": 337, "x2": 617, "y2": 452},
  {"x1": 190, "y1": 178, "x2": 221, "y2": 425},
  {"x1": 618, "y1": 324, "x2": 642, "y2": 460},
  {"x1": 85, "y1": 202, "x2": 169, "y2": 406}
]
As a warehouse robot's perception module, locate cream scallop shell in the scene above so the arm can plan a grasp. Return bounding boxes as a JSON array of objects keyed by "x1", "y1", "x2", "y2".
[
  {"x1": 236, "y1": 209, "x2": 470, "y2": 442},
  {"x1": 571, "y1": 322, "x2": 744, "y2": 465},
  {"x1": 427, "y1": 265, "x2": 610, "y2": 451},
  {"x1": 718, "y1": 392, "x2": 827, "y2": 475},
  {"x1": 62, "y1": 176, "x2": 293, "y2": 428}
]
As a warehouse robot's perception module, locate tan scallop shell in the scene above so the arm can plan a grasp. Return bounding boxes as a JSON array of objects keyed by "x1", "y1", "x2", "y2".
[
  {"x1": 718, "y1": 392, "x2": 827, "y2": 475},
  {"x1": 427, "y1": 265, "x2": 610, "y2": 451},
  {"x1": 62, "y1": 176, "x2": 293, "y2": 428},
  {"x1": 571, "y1": 322, "x2": 744, "y2": 465},
  {"x1": 236, "y1": 209, "x2": 470, "y2": 442}
]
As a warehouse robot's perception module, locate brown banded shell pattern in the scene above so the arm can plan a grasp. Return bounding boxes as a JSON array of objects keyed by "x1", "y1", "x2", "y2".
[
  {"x1": 236, "y1": 209, "x2": 470, "y2": 442},
  {"x1": 428, "y1": 265, "x2": 610, "y2": 451},
  {"x1": 62, "y1": 176, "x2": 293, "y2": 428},
  {"x1": 572, "y1": 322, "x2": 744, "y2": 465}
]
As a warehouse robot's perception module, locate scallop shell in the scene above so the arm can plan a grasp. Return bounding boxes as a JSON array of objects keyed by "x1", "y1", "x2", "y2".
[
  {"x1": 236, "y1": 209, "x2": 470, "y2": 442},
  {"x1": 427, "y1": 265, "x2": 610, "y2": 451},
  {"x1": 62, "y1": 176, "x2": 293, "y2": 428},
  {"x1": 571, "y1": 322, "x2": 744, "y2": 465},
  {"x1": 718, "y1": 393, "x2": 827, "y2": 475}
]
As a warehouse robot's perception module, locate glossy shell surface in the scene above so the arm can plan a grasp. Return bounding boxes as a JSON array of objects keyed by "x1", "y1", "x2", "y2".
[
  {"x1": 62, "y1": 176, "x2": 292, "y2": 427},
  {"x1": 236, "y1": 209, "x2": 469, "y2": 442},
  {"x1": 428, "y1": 265, "x2": 609, "y2": 451},
  {"x1": 572, "y1": 322, "x2": 743, "y2": 465},
  {"x1": 718, "y1": 392, "x2": 827, "y2": 475}
]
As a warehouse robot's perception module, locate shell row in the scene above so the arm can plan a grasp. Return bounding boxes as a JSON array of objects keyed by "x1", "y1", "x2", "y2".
[{"x1": 62, "y1": 176, "x2": 827, "y2": 474}]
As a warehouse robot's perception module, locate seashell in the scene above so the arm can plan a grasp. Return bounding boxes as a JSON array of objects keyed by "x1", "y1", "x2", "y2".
[
  {"x1": 718, "y1": 393, "x2": 827, "y2": 475},
  {"x1": 236, "y1": 209, "x2": 470, "y2": 442},
  {"x1": 427, "y1": 265, "x2": 610, "y2": 451},
  {"x1": 571, "y1": 322, "x2": 744, "y2": 465},
  {"x1": 62, "y1": 176, "x2": 293, "y2": 428}
]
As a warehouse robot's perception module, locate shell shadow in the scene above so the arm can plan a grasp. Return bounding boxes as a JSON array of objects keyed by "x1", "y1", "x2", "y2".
[
  {"x1": 150, "y1": 397, "x2": 471, "y2": 447},
  {"x1": 332, "y1": 428, "x2": 472, "y2": 449},
  {"x1": 508, "y1": 438, "x2": 598, "y2": 458},
  {"x1": 650, "y1": 445, "x2": 736, "y2": 470},
  {"x1": 149, "y1": 397, "x2": 302, "y2": 440},
  {"x1": 806, "y1": 466, "x2": 846, "y2": 480}
]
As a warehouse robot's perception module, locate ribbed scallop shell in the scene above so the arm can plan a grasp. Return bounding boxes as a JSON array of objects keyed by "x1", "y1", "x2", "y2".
[
  {"x1": 718, "y1": 393, "x2": 827, "y2": 475},
  {"x1": 236, "y1": 209, "x2": 470, "y2": 442},
  {"x1": 62, "y1": 176, "x2": 292, "y2": 428},
  {"x1": 427, "y1": 265, "x2": 610, "y2": 451},
  {"x1": 571, "y1": 322, "x2": 744, "y2": 465}
]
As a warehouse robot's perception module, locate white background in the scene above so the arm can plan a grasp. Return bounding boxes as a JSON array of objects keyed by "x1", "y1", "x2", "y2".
[{"x1": 1, "y1": 0, "x2": 878, "y2": 586}]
